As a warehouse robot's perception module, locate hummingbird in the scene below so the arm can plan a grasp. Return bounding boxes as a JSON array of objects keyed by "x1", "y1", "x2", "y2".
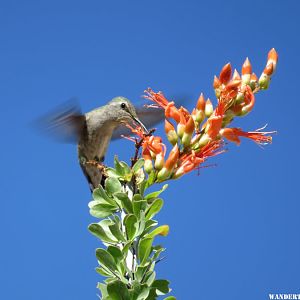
[{"x1": 38, "y1": 96, "x2": 163, "y2": 192}]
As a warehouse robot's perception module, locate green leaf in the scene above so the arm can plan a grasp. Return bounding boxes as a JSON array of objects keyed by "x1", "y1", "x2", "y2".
[
  {"x1": 132, "y1": 158, "x2": 145, "y2": 174},
  {"x1": 93, "y1": 186, "x2": 115, "y2": 204},
  {"x1": 145, "y1": 184, "x2": 168, "y2": 201},
  {"x1": 107, "y1": 245, "x2": 123, "y2": 264},
  {"x1": 124, "y1": 214, "x2": 138, "y2": 240},
  {"x1": 120, "y1": 161, "x2": 131, "y2": 175},
  {"x1": 146, "y1": 171, "x2": 156, "y2": 187},
  {"x1": 107, "y1": 280, "x2": 130, "y2": 300},
  {"x1": 109, "y1": 222, "x2": 126, "y2": 242},
  {"x1": 135, "y1": 265, "x2": 150, "y2": 282},
  {"x1": 96, "y1": 248, "x2": 118, "y2": 273},
  {"x1": 144, "y1": 271, "x2": 156, "y2": 286},
  {"x1": 106, "y1": 167, "x2": 121, "y2": 178},
  {"x1": 151, "y1": 280, "x2": 170, "y2": 295},
  {"x1": 114, "y1": 192, "x2": 133, "y2": 214},
  {"x1": 136, "y1": 211, "x2": 146, "y2": 237},
  {"x1": 96, "y1": 267, "x2": 112, "y2": 277},
  {"x1": 133, "y1": 200, "x2": 147, "y2": 219},
  {"x1": 88, "y1": 223, "x2": 116, "y2": 243},
  {"x1": 139, "y1": 180, "x2": 147, "y2": 197},
  {"x1": 145, "y1": 199, "x2": 163, "y2": 220},
  {"x1": 133, "y1": 194, "x2": 143, "y2": 201},
  {"x1": 90, "y1": 203, "x2": 117, "y2": 218},
  {"x1": 147, "y1": 225, "x2": 169, "y2": 239},
  {"x1": 152, "y1": 245, "x2": 165, "y2": 262},
  {"x1": 163, "y1": 297, "x2": 176, "y2": 300},
  {"x1": 121, "y1": 241, "x2": 132, "y2": 256},
  {"x1": 114, "y1": 156, "x2": 126, "y2": 176},
  {"x1": 138, "y1": 237, "x2": 153, "y2": 266},
  {"x1": 130, "y1": 282, "x2": 150, "y2": 300},
  {"x1": 144, "y1": 220, "x2": 158, "y2": 234},
  {"x1": 97, "y1": 282, "x2": 109, "y2": 298},
  {"x1": 105, "y1": 177, "x2": 122, "y2": 195}
]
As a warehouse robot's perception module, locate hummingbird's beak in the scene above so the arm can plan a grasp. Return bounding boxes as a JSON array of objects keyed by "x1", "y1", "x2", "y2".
[{"x1": 132, "y1": 116, "x2": 149, "y2": 134}]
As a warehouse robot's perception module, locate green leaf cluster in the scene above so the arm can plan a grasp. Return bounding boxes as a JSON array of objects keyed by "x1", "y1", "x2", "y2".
[{"x1": 88, "y1": 158, "x2": 175, "y2": 300}]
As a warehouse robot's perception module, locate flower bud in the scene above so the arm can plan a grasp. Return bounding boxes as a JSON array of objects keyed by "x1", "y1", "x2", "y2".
[
  {"x1": 232, "y1": 69, "x2": 241, "y2": 80},
  {"x1": 194, "y1": 109, "x2": 205, "y2": 124},
  {"x1": 259, "y1": 73, "x2": 270, "y2": 90},
  {"x1": 249, "y1": 73, "x2": 258, "y2": 90},
  {"x1": 259, "y1": 62, "x2": 274, "y2": 90},
  {"x1": 165, "y1": 144, "x2": 179, "y2": 171},
  {"x1": 267, "y1": 48, "x2": 278, "y2": 72},
  {"x1": 219, "y1": 63, "x2": 232, "y2": 84},
  {"x1": 157, "y1": 145, "x2": 179, "y2": 180},
  {"x1": 242, "y1": 57, "x2": 252, "y2": 85},
  {"x1": 182, "y1": 116, "x2": 195, "y2": 147},
  {"x1": 263, "y1": 62, "x2": 274, "y2": 76},
  {"x1": 142, "y1": 148, "x2": 153, "y2": 173},
  {"x1": 165, "y1": 119, "x2": 178, "y2": 145},
  {"x1": 213, "y1": 76, "x2": 222, "y2": 98},
  {"x1": 172, "y1": 166, "x2": 184, "y2": 179},
  {"x1": 197, "y1": 133, "x2": 211, "y2": 148},
  {"x1": 205, "y1": 98, "x2": 213, "y2": 117},
  {"x1": 196, "y1": 93, "x2": 206, "y2": 111},
  {"x1": 177, "y1": 113, "x2": 186, "y2": 138},
  {"x1": 157, "y1": 167, "x2": 171, "y2": 181},
  {"x1": 154, "y1": 153, "x2": 164, "y2": 170}
]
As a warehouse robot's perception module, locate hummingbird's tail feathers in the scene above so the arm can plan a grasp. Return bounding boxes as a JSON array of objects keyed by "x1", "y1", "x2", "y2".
[
  {"x1": 79, "y1": 160, "x2": 106, "y2": 192},
  {"x1": 34, "y1": 99, "x2": 86, "y2": 144}
]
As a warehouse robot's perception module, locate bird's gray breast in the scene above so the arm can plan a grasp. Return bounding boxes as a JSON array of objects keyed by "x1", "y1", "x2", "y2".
[
  {"x1": 77, "y1": 110, "x2": 118, "y2": 191},
  {"x1": 78, "y1": 115, "x2": 116, "y2": 161}
]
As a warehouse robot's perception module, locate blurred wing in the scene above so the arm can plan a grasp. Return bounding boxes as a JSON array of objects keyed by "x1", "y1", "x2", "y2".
[
  {"x1": 34, "y1": 99, "x2": 86, "y2": 144},
  {"x1": 111, "y1": 106, "x2": 164, "y2": 140}
]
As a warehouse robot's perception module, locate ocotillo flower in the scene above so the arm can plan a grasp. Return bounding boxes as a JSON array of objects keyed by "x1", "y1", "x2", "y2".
[
  {"x1": 142, "y1": 147, "x2": 153, "y2": 174},
  {"x1": 267, "y1": 48, "x2": 278, "y2": 71},
  {"x1": 193, "y1": 93, "x2": 206, "y2": 124},
  {"x1": 165, "y1": 119, "x2": 178, "y2": 145},
  {"x1": 242, "y1": 58, "x2": 252, "y2": 85},
  {"x1": 259, "y1": 48, "x2": 278, "y2": 89},
  {"x1": 213, "y1": 76, "x2": 222, "y2": 98},
  {"x1": 205, "y1": 98, "x2": 214, "y2": 117},
  {"x1": 144, "y1": 88, "x2": 181, "y2": 123},
  {"x1": 249, "y1": 73, "x2": 258, "y2": 91},
  {"x1": 219, "y1": 63, "x2": 232, "y2": 84},
  {"x1": 220, "y1": 126, "x2": 275, "y2": 146},
  {"x1": 182, "y1": 116, "x2": 195, "y2": 147},
  {"x1": 157, "y1": 144, "x2": 180, "y2": 181},
  {"x1": 125, "y1": 49, "x2": 277, "y2": 183}
]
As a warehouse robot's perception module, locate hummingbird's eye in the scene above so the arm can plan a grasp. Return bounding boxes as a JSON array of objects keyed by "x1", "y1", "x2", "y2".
[{"x1": 120, "y1": 103, "x2": 126, "y2": 109}]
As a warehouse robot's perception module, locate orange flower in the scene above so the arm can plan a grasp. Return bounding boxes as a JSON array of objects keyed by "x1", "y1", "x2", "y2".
[
  {"x1": 219, "y1": 63, "x2": 232, "y2": 84},
  {"x1": 145, "y1": 88, "x2": 181, "y2": 123},
  {"x1": 142, "y1": 147, "x2": 153, "y2": 173},
  {"x1": 220, "y1": 126, "x2": 275, "y2": 146},
  {"x1": 126, "y1": 49, "x2": 277, "y2": 182},
  {"x1": 165, "y1": 119, "x2": 178, "y2": 145},
  {"x1": 267, "y1": 48, "x2": 278, "y2": 71}
]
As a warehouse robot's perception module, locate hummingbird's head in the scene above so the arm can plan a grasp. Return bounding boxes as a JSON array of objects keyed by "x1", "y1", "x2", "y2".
[{"x1": 109, "y1": 97, "x2": 148, "y2": 133}]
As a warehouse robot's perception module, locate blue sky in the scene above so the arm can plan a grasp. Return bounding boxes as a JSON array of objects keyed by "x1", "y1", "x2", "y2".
[{"x1": 1, "y1": 0, "x2": 299, "y2": 299}]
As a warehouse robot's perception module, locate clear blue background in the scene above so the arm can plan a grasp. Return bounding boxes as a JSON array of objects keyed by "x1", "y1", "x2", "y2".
[{"x1": 1, "y1": 0, "x2": 299, "y2": 299}]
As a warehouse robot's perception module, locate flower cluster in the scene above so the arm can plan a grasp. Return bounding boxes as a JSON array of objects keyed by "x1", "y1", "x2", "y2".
[{"x1": 130, "y1": 49, "x2": 278, "y2": 182}]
